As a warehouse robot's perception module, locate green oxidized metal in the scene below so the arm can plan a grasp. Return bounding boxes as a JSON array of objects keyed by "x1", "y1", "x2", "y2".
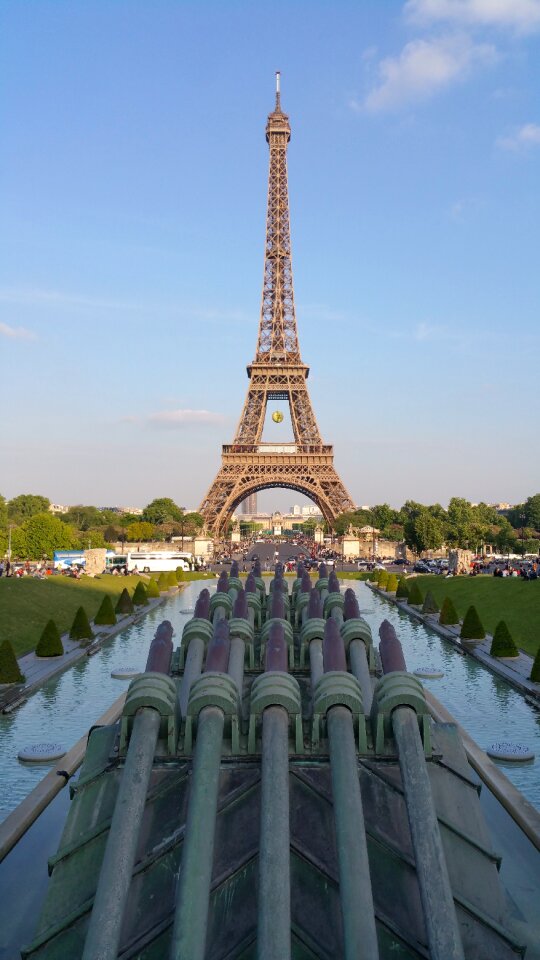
[
  {"x1": 120, "y1": 673, "x2": 178, "y2": 755},
  {"x1": 248, "y1": 671, "x2": 303, "y2": 754},
  {"x1": 184, "y1": 671, "x2": 240, "y2": 753},
  {"x1": 312, "y1": 671, "x2": 367, "y2": 752},
  {"x1": 371, "y1": 671, "x2": 431, "y2": 756}
]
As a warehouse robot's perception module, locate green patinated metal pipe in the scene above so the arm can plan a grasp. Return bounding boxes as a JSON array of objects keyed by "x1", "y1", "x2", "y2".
[
  {"x1": 309, "y1": 637, "x2": 324, "y2": 687},
  {"x1": 349, "y1": 639, "x2": 373, "y2": 713},
  {"x1": 380, "y1": 620, "x2": 464, "y2": 960},
  {"x1": 258, "y1": 704, "x2": 291, "y2": 960},
  {"x1": 327, "y1": 706, "x2": 380, "y2": 959},
  {"x1": 169, "y1": 706, "x2": 225, "y2": 960},
  {"x1": 179, "y1": 636, "x2": 205, "y2": 717},
  {"x1": 393, "y1": 707, "x2": 464, "y2": 960},
  {"x1": 82, "y1": 707, "x2": 162, "y2": 960},
  {"x1": 322, "y1": 619, "x2": 379, "y2": 959}
]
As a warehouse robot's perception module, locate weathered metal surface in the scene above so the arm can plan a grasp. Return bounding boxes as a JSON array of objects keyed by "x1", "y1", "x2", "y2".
[
  {"x1": 144, "y1": 620, "x2": 174, "y2": 674},
  {"x1": 379, "y1": 619, "x2": 407, "y2": 673},
  {"x1": 22, "y1": 579, "x2": 527, "y2": 960},
  {"x1": 205, "y1": 620, "x2": 231, "y2": 674}
]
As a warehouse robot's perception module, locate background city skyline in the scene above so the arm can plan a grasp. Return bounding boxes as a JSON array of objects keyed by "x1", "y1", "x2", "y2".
[{"x1": 2, "y1": 1, "x2": 539, "y2": 513}]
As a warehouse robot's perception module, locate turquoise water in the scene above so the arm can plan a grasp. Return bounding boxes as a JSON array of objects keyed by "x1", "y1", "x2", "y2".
[{"x1": 0, "y1": 578, "x2": 539, "y2": 822}]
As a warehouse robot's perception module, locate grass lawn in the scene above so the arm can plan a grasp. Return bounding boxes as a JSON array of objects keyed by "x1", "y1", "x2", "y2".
[
  {"x1": 0, "y1": 575, "x2": 159, "y2": 658},
  {"x1": 412, "y1": 575, "x2": 540, "y2": 657}
]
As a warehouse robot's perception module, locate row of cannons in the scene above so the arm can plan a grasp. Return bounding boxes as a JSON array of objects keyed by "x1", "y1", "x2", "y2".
[{"x1": 81, "y1": 561, "x2": 466, "y2": 960}]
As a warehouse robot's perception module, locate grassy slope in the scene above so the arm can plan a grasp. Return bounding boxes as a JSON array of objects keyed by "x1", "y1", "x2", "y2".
[
  {"x1": 413, "y1": 575, "x2": 540, "y2": 657},
  {"x1": 0, "y1": 576, "x2": 150, "y2": 657}
]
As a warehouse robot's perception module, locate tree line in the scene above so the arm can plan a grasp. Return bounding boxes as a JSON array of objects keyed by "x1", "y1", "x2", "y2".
[
  {"x1": 0, "y1": 495, "x2": 204, "y2": 561},
  {"x1": 333, "y1": 495, "x2": 540, "y2": 555}
]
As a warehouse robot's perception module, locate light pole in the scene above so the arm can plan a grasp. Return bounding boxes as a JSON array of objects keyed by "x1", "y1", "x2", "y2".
[{"x1": 520, "y1": 512, "x2": 526, "y2": 557}]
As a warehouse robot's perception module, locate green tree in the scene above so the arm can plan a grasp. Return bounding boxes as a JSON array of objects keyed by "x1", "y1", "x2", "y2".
[
  {"x1": 371, "y1": 504, "x2": 395, "y2": 533},
  {"x1": 396, "y1": 577, "x2": 409, "y2": 599},
  {"x1": 142, "y1": 498, "x2": 184, "y2": 525},
  {"x1": 422, "y1": 590, "x2": 439, "y2": 615},
  {"x1": 19, "y1": 513, "x2": 77, "y2": 559},
  {"x1": 404, "y1": 509, "x2": 444, "y2": 554},
  {"x1": 126, "y1": 521, "x2": 155, "y2": 543},
  {"x1": 530, "y1": 647, "x2": 540, "y2": 683},
  {"x1": 8, "y1": 494, "x2": 50, "y2": 522},
  {"x1": 146, "y1": 578, "x2": 160, "y2": 598},
  {"x1": 524, "y1": 494, "x2": 540, "y2": 532},
  {"x1": 63, "y1": 505, "x2": 107, "y2": 530},
  {"x1": 0, "y1": 494, "x2": 7, "y2": 529}
]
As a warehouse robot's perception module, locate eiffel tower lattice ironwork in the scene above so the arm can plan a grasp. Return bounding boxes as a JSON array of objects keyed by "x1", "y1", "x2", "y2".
[{"x1": 200, "y1": 74, "x2": 355, "y2": 534}]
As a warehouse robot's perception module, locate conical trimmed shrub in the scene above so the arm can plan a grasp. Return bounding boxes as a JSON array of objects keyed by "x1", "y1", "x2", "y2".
[
  {"x1": 530, "y1": 647, "x2": 540, "y2": 683},
  {"x1": 36, "y1": 620, "x2": 64, "y2": 658},
  {"x1": 377, "y1": 571, "x2": 389, "y2": 589},
  {"x1": 0, "y1": 639, "x2": 24, "y2": 682},
  {"x1": 407, "y1": 580, "x2": 424, "y2": 606},
  {"x1": 460, "y1": 605, "x2": 485, "y2": 641},
  {"x1": 146, "y1": 578, "x2": 160, "y2": 598},
  {"x1": 490, "y1": 621, "x2": 518, "y2": 658},
  {"x1": 396, "y1": 577, "x2": 409, "y2": 599},
  {"x1": 157, "y1": 573, "x2": 168, "y2": 592},
  {"x1": 176, "y1": 566, "x2": 185, "y2": 582},
  {"x1": 115, "y1": 588, "x2": 133, "y2": 615},
  {"x1": 386, "y1": 574, "x2": 398, "y2": 593},
  {"x1": 439, "y1": 596, "x2": 459, "y2": 625},
  {"x1": 167, "y1": 571, "x2": 178, "y2": 588},
  {"x1": 422, "y1": 590, "x2": 439, "y2": 615},
  {"x1": 70, "y1": 606, "x2": 93, "y2": 641},
  {"x1": 94, "y1": 595, "x2": 117, "y2": 626},
  {"x1": 132, "y1": 581, "x2": 148, "y2": 606}
]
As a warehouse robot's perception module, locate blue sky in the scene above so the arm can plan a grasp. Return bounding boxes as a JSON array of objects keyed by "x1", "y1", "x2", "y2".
[{"x1": 1, "y1": 0, "x2": 539, "y2": 512}]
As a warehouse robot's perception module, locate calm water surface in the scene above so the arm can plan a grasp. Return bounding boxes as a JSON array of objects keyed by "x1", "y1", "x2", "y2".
[
  {"x1": 352, "y1": 580, "x2": 540, "y2": 808},
  {"x1": 0, "y1": 578, "x2": 539, "y2": 821},
  {"x1": 0, "y1": 582, "x2": 210, "y2": 821}
]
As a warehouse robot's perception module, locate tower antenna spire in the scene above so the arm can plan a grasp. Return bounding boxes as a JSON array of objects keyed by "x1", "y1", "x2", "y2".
[{"x1": 275, "y1": 70, "x2": 281, "y2": 111}]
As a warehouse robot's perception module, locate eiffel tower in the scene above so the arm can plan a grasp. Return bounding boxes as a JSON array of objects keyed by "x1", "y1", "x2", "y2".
[{"x1": 200, "y1": 74, "x2": 355, "y2": 534}]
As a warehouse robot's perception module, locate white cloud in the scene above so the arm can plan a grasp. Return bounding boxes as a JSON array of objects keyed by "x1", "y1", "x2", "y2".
[
  {"x1": 147, "y1": 409, "x2": 226, "y2": 428},
  {"x1": 0, "y1": 321, "x2": 36, "y2": 340},
  {"x1": 364, "y1": 34, "x2": 496, "y2": 112},
  {"x1": 497, "y1": 122, "x2": 540, "y2": 149},
  {"x1": 405, "y1": 0, "x2": 540, "y2": 34}
]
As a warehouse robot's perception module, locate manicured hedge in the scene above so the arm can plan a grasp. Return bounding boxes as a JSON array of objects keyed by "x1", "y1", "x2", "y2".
[
  {"x1": 439, "y1": 596, "x2": 459, "y2": 625},
  {"x1": 407, "y1": 580, "x2": 424, "y2": 606},
  {"x1": 531, "y1": 647, "x2": 540, "y2": 683},
  {"x1": 460, "y1": 605, "x2": 485, "y2": 641},
  {"x1": 36, "y1": 619, "x2": 64, "y2": 657},
  {"x1": 422, "y1": 590, "x2": 439, "y2": 615},
  {"x1": 146, "y1": 578, "x2": 160, "y2": 599},
  {"x1": 70, "y1": 606, "x2": 93, "y2": 641},
  {"x1": 386, "y1": 574, "x2": 398, "y2": 593},
  {"x1": 167, "y1": 571, "x2": 178, "y2": 588},
  {"x1": 490, "y1": 620, "x2": 518, "y2": 658},
  {"x1": 396, "y1": 577, "x2": 409, "y2": 599},
  {"x1": 157, "y1": 573, "x2": 169, "y2": 592},
  {"x1": 94, "y1": 595, "x2": 117, "y2": 626},
  {"x1": 176, "y1": 566, "x2": 185, "y2": 581},
  {"x1": 132, "y1": 581, "x2": 148, "y2": 606},
  {"x1": 116, "y1": 588, "x2": 134, "y2": 615},
  {"x1": 0, "y1": 639, "x2": 24, "y2": 682}
]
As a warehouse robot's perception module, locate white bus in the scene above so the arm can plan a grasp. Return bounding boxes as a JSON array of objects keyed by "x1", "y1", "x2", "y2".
[{"x1": 126, "y1": 551, "x2": 194, "y2": 573}]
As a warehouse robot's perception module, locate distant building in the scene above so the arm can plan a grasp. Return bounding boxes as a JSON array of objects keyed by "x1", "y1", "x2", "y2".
[
  {"x1": 101, "y1": 506, "x2": 143, "y2": 516},
  {"x1": 241, "y1": 494, "x2": 258, "y2": 515},
  {"x1": 49, "y1": 503, "x2": 69, "y2": 514}
]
